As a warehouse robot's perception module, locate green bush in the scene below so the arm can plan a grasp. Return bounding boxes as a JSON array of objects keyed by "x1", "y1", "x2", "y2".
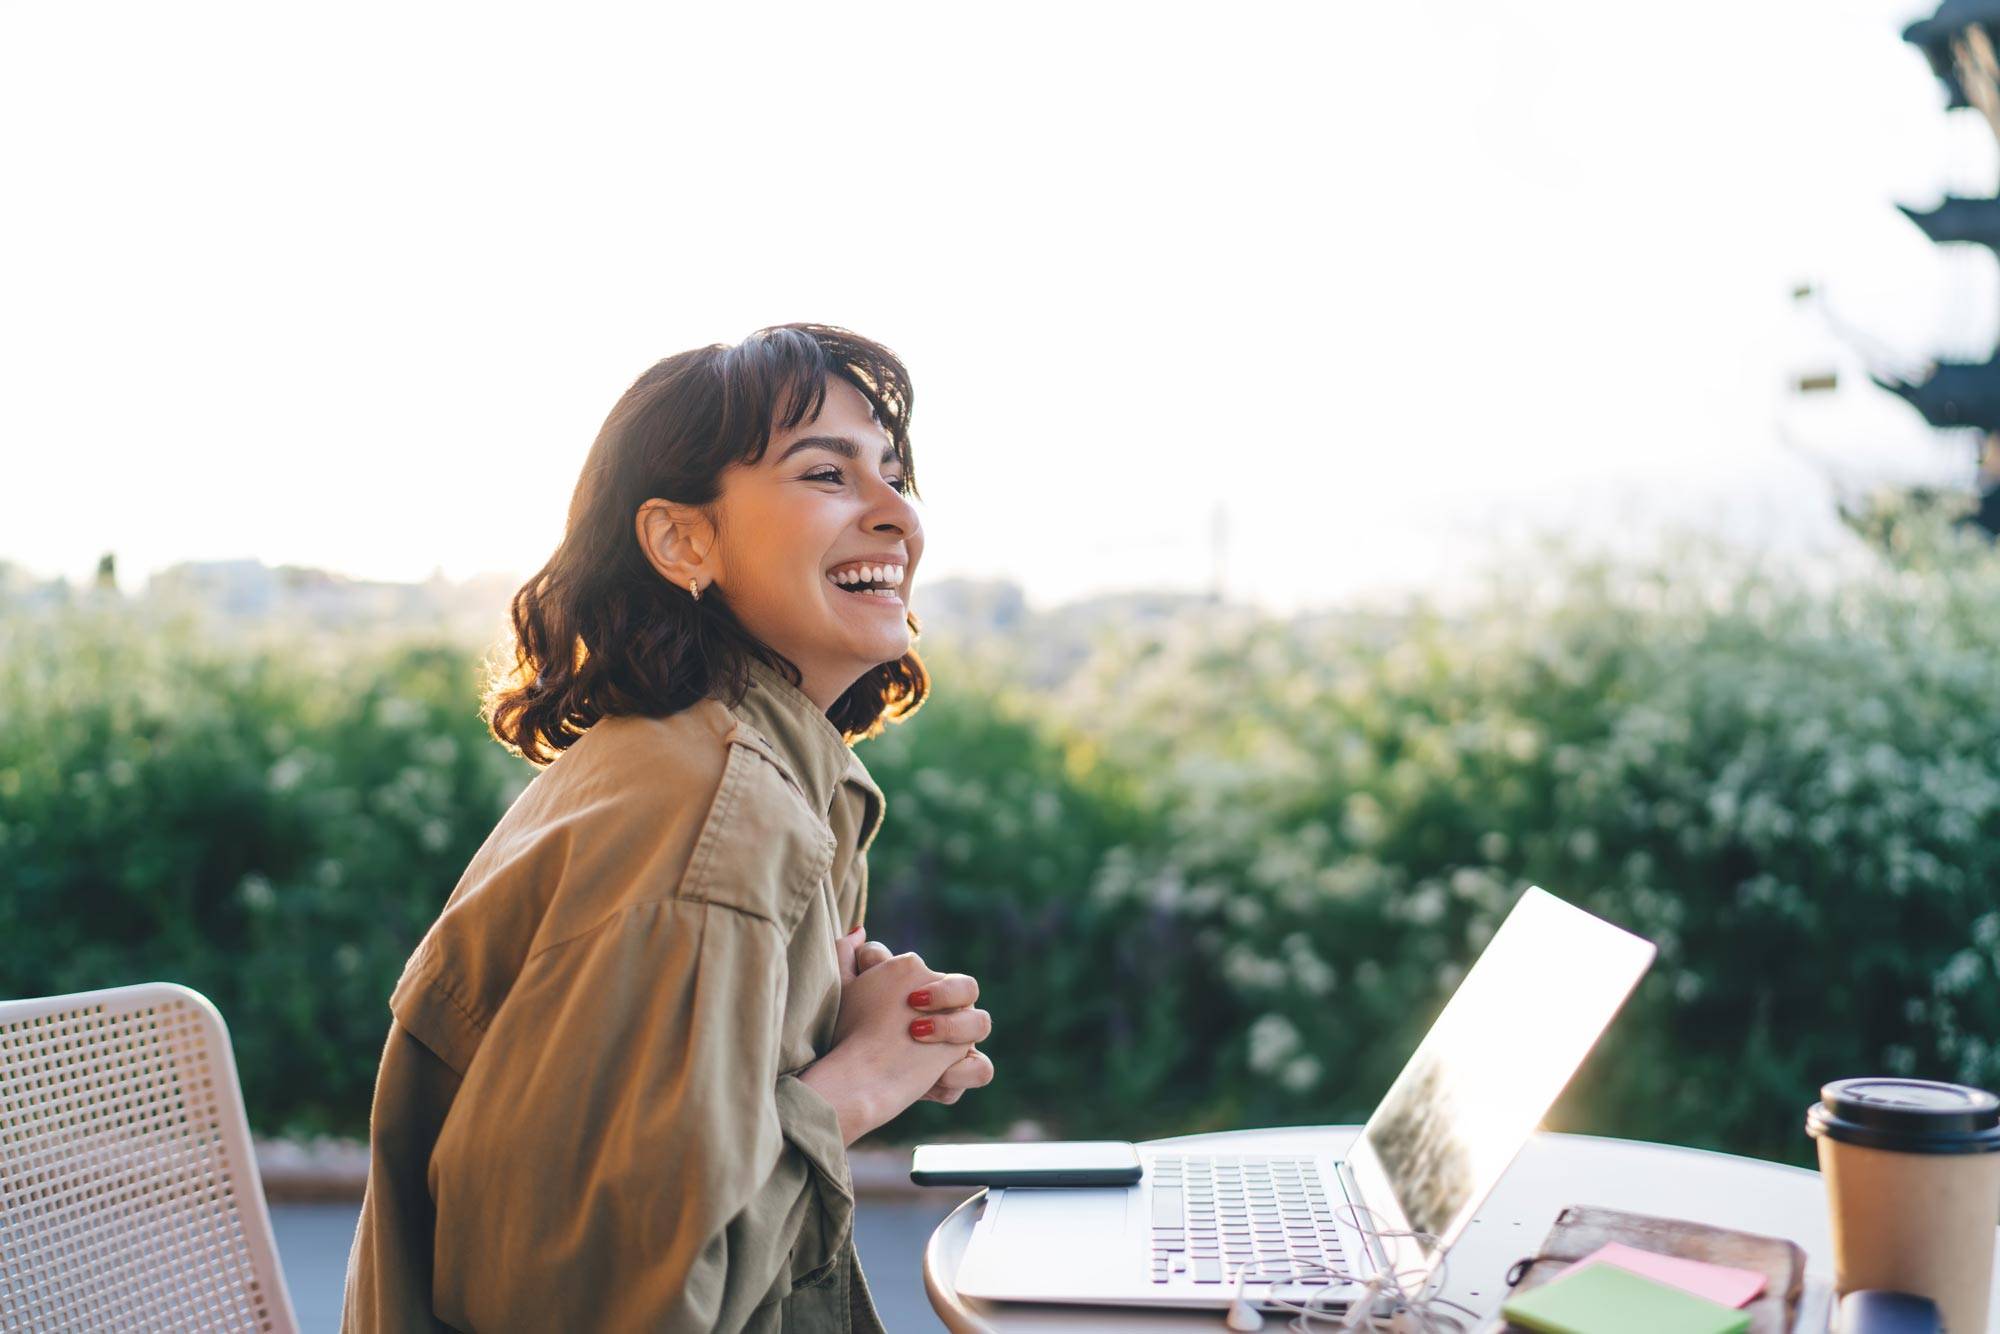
[
  {"x1": 1008, "y1": 526, "x2": 2000, "y2": 1163},
  {"x1": 5, "y1": 522, "x2": 1998, "y2": 1166},
  {"x1": 0, "y1": 600, "x2": 530, "y2": 1136},
  {"x1": 856, "y1": 647, "x2": 1226, "y2": 1143}
]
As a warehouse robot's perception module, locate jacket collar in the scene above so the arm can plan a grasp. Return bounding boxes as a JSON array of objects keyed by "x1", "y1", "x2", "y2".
[{"x1": 729, "y1": 656, "x2": 885, "y2": 839}]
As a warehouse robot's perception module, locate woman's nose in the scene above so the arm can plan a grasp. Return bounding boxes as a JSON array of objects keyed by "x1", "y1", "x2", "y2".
[{"x1": 869, "y1": 485, "x2": 920, "y2": 535}]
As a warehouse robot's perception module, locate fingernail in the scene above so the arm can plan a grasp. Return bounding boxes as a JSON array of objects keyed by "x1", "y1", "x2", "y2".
[
  {"x1": 907, "y1": 990, "x2": 931, "y2": 1008},
  {"x1": 909, "y1": 1018, "x2": 935, "y2": 1038}
]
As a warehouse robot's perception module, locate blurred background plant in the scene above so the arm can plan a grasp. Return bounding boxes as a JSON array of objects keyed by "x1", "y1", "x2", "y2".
[
  {"x1": 5, "y1": 505, "x2": 1998, "y2": 1166},
  {"x1": 0, "y1": 598, "x2": 530, "y2": 1135}
]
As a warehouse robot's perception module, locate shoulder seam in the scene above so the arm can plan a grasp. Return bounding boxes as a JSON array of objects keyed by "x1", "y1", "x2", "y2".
[
  {"x1": 405, "y1": 938, "x2": 493, "y2": 1037},
  {"x1": 428, "y1": 964, "x2": 490, "y2": 1037}
]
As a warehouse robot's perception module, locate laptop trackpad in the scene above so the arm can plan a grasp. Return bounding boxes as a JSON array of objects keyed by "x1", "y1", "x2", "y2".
[
  {"x1": 984, "y1": 1187, "x2": 1133, "y2": 1285},
  {"x1": 992, "y1": 1186, "x2": 1130, "y2": 1238}
]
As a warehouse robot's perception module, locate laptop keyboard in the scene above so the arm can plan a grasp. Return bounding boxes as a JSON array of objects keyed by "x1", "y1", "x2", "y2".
[{"x1": 1148, "y1": 1154, "x2": 1345, "y2": 1285}]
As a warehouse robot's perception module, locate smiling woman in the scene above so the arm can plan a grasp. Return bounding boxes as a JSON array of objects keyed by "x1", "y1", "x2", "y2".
[
  {"x1": 339, "y1": 324, "x2": 996, "y2": 1334},
  {"x1": 488, "y1": 323, "x2": 931, "y2": 759}
]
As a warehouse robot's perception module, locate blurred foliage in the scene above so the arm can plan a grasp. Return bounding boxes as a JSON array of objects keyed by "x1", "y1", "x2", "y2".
[
  {"x1": 5, "y1": 514, "x2": 1999, "y2": 1166},
  {"x1": 0, "y1": 601, "x2": 530, "y2": 1136}
]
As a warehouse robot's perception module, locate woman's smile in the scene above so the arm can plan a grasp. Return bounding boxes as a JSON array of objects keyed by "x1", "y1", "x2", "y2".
[{"x1": 825, "y1": 557, "x2": 907, "y2": 606}]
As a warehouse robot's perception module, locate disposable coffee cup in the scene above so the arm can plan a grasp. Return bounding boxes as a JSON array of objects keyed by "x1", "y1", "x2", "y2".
[{"x1": 1806, "y1": 1077, "x2": 2000, "y2": 1332}]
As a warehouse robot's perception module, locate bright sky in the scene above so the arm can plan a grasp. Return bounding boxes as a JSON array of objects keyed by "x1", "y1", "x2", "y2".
[{"x1": 3, "y1": 0, "x2": 1993, "y2": 616}]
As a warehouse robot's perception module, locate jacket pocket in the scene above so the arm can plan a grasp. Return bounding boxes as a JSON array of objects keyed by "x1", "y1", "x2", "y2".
[
  {"x1": 681, "y1": 737, "x2": 837, "y2": 934},
  {"x1": 780, "y1": 1245, "x2": 849, "y2": 1331}
]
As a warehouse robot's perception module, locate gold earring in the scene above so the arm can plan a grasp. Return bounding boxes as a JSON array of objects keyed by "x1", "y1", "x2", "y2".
[{"x1": 689, "y1": 576, "x2": 701, "y2": 601}]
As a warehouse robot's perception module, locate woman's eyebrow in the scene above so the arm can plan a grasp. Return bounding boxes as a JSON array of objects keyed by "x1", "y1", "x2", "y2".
[{"x1": 777, "y1": 434, "x2": 898, "y2": 467}]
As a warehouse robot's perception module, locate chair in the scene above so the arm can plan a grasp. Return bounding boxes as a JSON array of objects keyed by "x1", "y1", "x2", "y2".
[{"x1": 0, "y1": 982, "x2": 300, "y2": 1332}]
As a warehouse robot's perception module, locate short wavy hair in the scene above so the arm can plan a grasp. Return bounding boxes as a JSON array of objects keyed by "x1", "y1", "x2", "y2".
[{"x1": 483, "y1": 323, "x2": 930, "y2": 766}]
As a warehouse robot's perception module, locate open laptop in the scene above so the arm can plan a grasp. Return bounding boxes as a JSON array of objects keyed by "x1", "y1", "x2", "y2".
[{"x1": 951, "y1": 886, "x2": 1657, "y2": 1315}]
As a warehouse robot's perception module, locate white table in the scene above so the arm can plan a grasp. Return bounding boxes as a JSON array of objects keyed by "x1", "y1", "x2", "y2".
[{"x1": 918, "y1": 1125, "x2": 1987, "y2": 1332}]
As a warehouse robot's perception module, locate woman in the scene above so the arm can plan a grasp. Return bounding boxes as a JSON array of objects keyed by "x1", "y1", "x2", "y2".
[{"x1": 341, "y1": 324, "x2": 994, "y2": 1332}]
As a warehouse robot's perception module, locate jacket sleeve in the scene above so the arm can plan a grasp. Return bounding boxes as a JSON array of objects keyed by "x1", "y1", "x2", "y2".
[
  {"x1": 340, "y1": 1023, "x2": 462, "y2": 1333},
  {"x1": 412, "y1": 739, "x2": 854, "y2": 1333},
  {"x1": 418, "y1": 894, "x2": 854, "y2": 1332}
]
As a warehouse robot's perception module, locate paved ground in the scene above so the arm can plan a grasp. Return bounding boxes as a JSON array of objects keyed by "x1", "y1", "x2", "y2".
[{"x1": 271, "y1": 1195, "x2": 965, "y2": 1332}]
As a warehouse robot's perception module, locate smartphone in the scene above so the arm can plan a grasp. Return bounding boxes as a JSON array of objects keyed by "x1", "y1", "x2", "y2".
[{"x1": 909, "y1": 1140, "x2": 1143, "y2": 1187}]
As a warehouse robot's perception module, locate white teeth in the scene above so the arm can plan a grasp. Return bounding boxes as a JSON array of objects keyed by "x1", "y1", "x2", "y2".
[
  {"x1": 825, "y1": 562, "x2": 903, "y2": 600},
  {"x1": 826, "y1": 562, "x2": 903, "y2": 586}
]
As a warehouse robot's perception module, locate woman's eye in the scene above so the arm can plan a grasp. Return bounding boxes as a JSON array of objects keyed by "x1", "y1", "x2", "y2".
[{"x1": 806, "y1": 467, "x2": 912, "y2": 495}]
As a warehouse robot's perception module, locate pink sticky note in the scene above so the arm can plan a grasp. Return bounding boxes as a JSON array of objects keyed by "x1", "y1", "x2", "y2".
[{"x1": 1553, "y1": 1241, "x2": 1768, "y2": 1309}]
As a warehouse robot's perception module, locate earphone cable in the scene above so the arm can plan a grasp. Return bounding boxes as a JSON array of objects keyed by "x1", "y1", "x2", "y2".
[{"x1": 1221, "y1": 1202, "x2": 1486, "y2": 1332}]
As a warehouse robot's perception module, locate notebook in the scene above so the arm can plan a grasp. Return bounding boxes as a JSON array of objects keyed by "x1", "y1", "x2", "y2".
[
  {"x1": 1503, "y1": 1263, "x2": 1752, "y2": 1334},
  {"x1": 1557, "y1": 1241, "x2": 1766, "y2": 1307},
  {"x1": 1501, "y1": 1206, "x2": 1806, "y2": 1334}
]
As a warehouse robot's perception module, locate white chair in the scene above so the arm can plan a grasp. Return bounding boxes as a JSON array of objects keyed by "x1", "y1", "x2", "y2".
[{"x1": 0, "y1": 982, "x2": 301, "y2": 1332}]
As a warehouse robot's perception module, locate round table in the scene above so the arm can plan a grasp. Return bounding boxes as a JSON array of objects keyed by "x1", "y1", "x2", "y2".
[{"x1": 918, "y1": 1125, "x2": 1983, "y2": 1332}]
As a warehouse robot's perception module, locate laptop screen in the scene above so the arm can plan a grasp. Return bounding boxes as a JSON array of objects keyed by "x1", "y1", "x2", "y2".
[{"x1": 1344, "y1": 887, "x2": 1656, "y2": 1284}]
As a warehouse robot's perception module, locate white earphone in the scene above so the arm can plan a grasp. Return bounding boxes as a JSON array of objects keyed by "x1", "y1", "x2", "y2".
[{"x1": 1224, "y1": 1294, "x2": 1266, "y2": 1331}]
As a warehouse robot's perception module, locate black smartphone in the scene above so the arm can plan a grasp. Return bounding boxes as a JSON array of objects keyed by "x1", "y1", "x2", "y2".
[{"x1": 908, "y1": 1140, "x2": 1143, "y2": 1187}]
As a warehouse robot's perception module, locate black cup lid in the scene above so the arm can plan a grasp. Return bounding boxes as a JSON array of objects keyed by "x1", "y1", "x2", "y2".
[{"x1": 1806, "y1": 1077, "x2": 2000, "y2": 1155}]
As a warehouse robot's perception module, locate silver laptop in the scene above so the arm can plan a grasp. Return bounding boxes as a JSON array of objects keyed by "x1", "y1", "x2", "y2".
[{"x1": 952, "y1": 886, "x2": 1657, "y2": 1314}]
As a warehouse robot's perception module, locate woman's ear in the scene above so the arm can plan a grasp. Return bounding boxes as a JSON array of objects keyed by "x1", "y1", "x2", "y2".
[{"x1": 635, "y1": 498, "x2": 715, "y2": 587}]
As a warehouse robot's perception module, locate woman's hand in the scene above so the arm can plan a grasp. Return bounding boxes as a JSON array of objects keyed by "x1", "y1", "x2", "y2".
[
  {"x1": 837, "y1": 929, "x2": 995, "y2": 1106},
  {"x1": 802, "y1": 949, "x2": 975, "y2": 1143},
  {"x1": 916, "y1": 1044, "x2": 995, "y2": 1106},
  {"x1": 833, "y1": 928, "x2": 886, "y2": 1047}
]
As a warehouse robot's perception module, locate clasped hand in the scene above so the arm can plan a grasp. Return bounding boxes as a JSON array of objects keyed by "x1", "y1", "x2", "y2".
[{"x1": 836, "y1": 927, "x2": 995, "y2": 1106}]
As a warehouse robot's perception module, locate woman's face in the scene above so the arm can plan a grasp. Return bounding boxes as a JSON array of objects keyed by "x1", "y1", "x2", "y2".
[{"x1": 708, "y1": 376, "x2": 923, "y2": 711}]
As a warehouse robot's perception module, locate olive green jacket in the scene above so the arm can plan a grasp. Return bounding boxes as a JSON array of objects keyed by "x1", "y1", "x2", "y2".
[{"x1": 340, "y1": 657, "x2": 891, "y2": 1332}]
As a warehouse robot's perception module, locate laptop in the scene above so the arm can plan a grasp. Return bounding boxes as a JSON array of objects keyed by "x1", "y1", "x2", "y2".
[{"x1": 951, "y1": 886, "x2": 1657, "y2": 1315}]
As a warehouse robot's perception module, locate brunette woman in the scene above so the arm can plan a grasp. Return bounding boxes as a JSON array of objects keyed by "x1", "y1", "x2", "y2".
[{"x1": 341, "y1": 324, "x2": 993, "y2": 1332}]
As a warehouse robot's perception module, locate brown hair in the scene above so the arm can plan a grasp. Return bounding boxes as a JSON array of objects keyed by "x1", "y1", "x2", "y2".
[{"x1": 483, "y1": 322, "x2": 930, "y2": 766}]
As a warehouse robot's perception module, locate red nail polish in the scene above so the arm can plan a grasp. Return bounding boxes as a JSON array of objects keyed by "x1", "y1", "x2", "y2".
[
  {"x1": 909, "y1": 1018, "x2": 935, "y2": 1038},
  {"x1": 907, "y1": 990, "x2": 931, "y2": 1008}
]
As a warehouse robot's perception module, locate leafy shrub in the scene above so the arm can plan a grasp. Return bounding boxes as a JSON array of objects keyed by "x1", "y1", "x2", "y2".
[
  {"x1": 1017, "y1": 526, "x2": 2000, "y2": 1163},
  {"x1": 856, "y1": 647, "x2": 1224, "y2": 1143},
  {"x1": 0, "y1": 601, "x2": 529, "y2": 1135},
  {"x1": 5, "y1": 521, "x2": 1998, "y2": 1166}
]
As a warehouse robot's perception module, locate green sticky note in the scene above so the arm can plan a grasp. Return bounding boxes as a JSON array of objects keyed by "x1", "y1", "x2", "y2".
[{"x1": 1500, "y1": 1262, "x2": 1753, "y2": 1334}]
